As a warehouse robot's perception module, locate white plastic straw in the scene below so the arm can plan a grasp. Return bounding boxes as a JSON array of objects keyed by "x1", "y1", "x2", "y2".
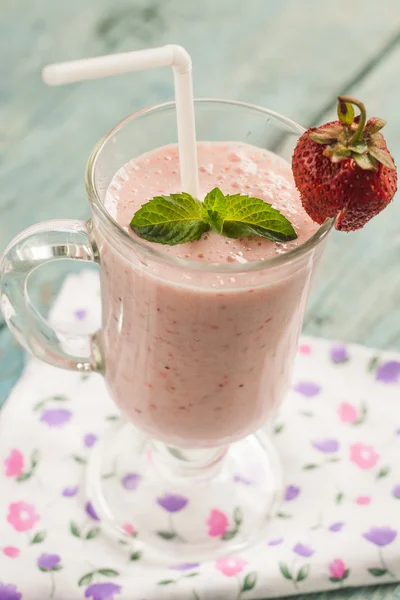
[{"x1": 42, "y1": 45, "x2": 200, "y2": 197}]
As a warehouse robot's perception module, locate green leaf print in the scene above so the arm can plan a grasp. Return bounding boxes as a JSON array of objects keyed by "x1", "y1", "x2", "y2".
[
  {"x1": 30, "y1": 530, "x2": 46, "y2": 544},
  {"x1": 156, "y1": 531, "x2": 177, "y2": 540},
  {"x1": 234, "y1": 507, "x2": 243, "y2": 526},
  {"x1": 78, "y1": 573, "x2": 94, "y2": 586},
  {"x1": 242, "y1": 572, "x2": 257, "y2": 591},
  {"x1": 274, "y1": 423, "x2": 285, "y2": 434},
  {"x1": 183, "y1": 573, "x2": 199, "y2": 578},
  {"x1": 105, "y1": 415, "x2": 119, "y2": 421},
  {"x1": 86, "y1": 527, "x2": 100, "y2": 540},
  {"x1": 221, "y1": 529, "x2": 237, "y2": 541},
  {"x1": 73, "y1": 455, "x2": 87, "y2": 464},
  {"x1": 303, "y1": 464, "x2": 319, "y2": 470},
  {"x1": 33, "y1": 400, "x2": 47, "y2": 412},
  {"x1": 70, "y1": 521, "x2": 81, "y2": 538},
  {"x1": 368, "y1": 568, "x2": 388, "y2": 577},
  {"x1": 298, "y1": 410, "x2": 314, "y2": 417},
  {"x1": 97, "y1": 569, "x2": 120, "y2": 577},
  {"x1": 279, "y1": 562, "x2": 292, "y2": 580},
  {"x1": 296, "y1": 565, "x2": 309, "y2": 582},
  {"x1": 16, "y1": 472, "x2": 32, "y2": 482},
  {"x1": 376, "y1": 466, "x2": 390, "y2": 479},
  {"x1": 354, "y1": 402, "x2": 367, "y2": 425},
  {"x1": 335, "y1": 492, "x2": 344, "y2": 504},
  {"x1": 276, "y1": 512, "x2": 292, "y2": 519},
  {"x1": 158, "y1": 579, "x2": 175, "y2": 585},
  {"x1": 130, "y1": 552, "x2": 142, "y2": 561},
  {"x1": 367, "y1": 356, "x2": 379, "y2": 372},
  {"x1": 30, "y1": 449, "x2": 39, "y2": 468}
]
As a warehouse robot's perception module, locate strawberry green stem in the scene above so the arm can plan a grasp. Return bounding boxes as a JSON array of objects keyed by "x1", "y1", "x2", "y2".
[{"x1": 337, "y1": 96, "x2": 367, "y2": 145}]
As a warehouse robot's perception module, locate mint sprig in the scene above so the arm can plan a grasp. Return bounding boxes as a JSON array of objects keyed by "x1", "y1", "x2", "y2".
[{"x1": 130, "y1": 187, "x2": 297, "y2": 245}]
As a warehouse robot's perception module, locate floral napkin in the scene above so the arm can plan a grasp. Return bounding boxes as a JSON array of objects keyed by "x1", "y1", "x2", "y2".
[{"x1": 0, "y1": 271, "x2": 400, "y2": 600}]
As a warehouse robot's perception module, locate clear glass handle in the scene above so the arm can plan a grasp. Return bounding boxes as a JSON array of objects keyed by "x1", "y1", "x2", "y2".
[{"x1": 0, "y1": 219, "x2": 102, "y2": 372}]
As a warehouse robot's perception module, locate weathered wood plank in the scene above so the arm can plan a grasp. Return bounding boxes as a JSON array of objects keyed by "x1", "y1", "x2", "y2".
[{"x1": 305, "y1": 43, "x2": 400, "y2": 353}]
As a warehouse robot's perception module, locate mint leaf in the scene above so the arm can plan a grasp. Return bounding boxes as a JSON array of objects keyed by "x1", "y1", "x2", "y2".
[
  {"x1": 203, "y1": 187, "x2": 227, "y2": 233},
  {"x1": 222, "y1": 194, "x2": 297, "y2": 242},
  {"x1": 130, "y1": 193, "x2": 210, "y2": 245},
  {"x1": 130, "y1": 188, "x2": 296, "y2": 246}
]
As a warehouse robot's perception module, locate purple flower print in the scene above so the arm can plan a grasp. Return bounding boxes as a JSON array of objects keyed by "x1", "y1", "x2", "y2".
[
  {"x1": 40, "y1": 409, "x2": 72, "y2": 428},
  {"x1": 170, "y1": 562, "x2": 200, "y2": 571},
  {"x1": 233, "y1": 474, "x2": 253, "y2": 485},
  {"x1": 392, "y1": 485, "x2": 400, "y2": 499},
  {"x1": 85, "y1": 583, "x2": 121, "y2": 600},
  {"x1": 121, "y1": 473, "x2": 141, "y2": 491},
  {"x1": 329, "y1": 522, "x2": 345, "y2": 532},
  {"x1": 75, "y1": 309, "x2": 88, "y2": 321},
  {"x1": 293, "y1": 543, "x2": 315, "y2": 557},
  {"x1": 85, "y1": 502, "x2": 100, "y2": 521},
  {"x1": 157, "y1": 493, "x2": 188, "y2": 512},
  {"x1": 0, "y1": 582, "x2": 22, "y2": 600},
  {"x1": 363, "y1": 527, "x2": 397, "y2": 547},
  {"x1": 376, "y1": 361, "x2": 400, "y2": 383},
  {"x1": 62, "y1": 486, "x2": 78, "y2": 497},
  {"x1": 312, "y1": 439, "x2": 339, "y2": 453},
  {"x1": 331, "y1": 344, "x2": 349, "y2": 363},
  {"x1": 84, "y1": 434, "x2": 97, "y2": 448},
  {"x1": 363, "y1": 527, "x2": 397, "y2": 578},
  {"x1": 284, "y1": 485, "x2": 300, "y2": 501},
  {"x1": 267, "y1": 538, "x2": 283, "y2": 546},
  {"x1": 293, "y1": 381, "x2": 321, "y2": 397},
  {"x1": 37, "y1": 553, "x2": 61, "y2": 571}
]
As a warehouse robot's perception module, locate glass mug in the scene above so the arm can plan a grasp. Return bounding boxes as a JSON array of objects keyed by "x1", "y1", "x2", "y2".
[{"x1": 0, "y1": 100, "x2": 331, "y2": 558}]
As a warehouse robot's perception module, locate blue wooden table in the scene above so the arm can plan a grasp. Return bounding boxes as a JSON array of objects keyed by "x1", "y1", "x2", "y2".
[{"x1": 1, "y1": 1, "x2": 400, "y2": 598}]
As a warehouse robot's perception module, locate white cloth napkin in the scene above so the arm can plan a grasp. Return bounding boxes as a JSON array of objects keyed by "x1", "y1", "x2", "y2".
[{"x1": 0, "y1": 271, "x2": 400, "y2": 600}]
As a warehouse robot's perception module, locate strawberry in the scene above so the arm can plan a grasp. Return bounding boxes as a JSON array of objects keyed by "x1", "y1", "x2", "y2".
[{"x1": 292, "y1": 96, "x2": 397, "y2": 231}]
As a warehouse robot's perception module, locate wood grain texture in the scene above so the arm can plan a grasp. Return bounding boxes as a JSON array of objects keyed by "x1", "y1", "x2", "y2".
[
  {"x1": 304, "y1": 44, "x2": 400, "y2": 351},
  {"x1": 1, "y1": 2, "x2": 400, "y2": 598}
]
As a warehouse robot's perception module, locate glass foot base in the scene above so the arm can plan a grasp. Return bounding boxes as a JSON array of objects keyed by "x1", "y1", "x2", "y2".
[{"x1": 86, "y1": 419, "x2": 282, "y2": 560}]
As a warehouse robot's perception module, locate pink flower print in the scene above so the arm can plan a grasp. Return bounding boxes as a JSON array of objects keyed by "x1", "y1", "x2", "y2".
[
  {"x1": 4, "y1": 450, "x2": 24, "y2": 477},
  {"x1": 7, "y1": 501, "x2": 40, "y2": 532},
  {"x1": 329, "y1": 558, "x2": 348, "y2": 580},
  {"x1": 207, "y1": 509, "x2": 229, "y2": 537},
  {"x1": 338, "y1": 402, "x2": 357, "y2": 424},
  {"x1": 356, "y1": 496, "x2": 371, "y2": 506},
  {"x1": 299, "y1": 344, "x2": 312, "y2": 355},
  {"x1": 3, "y1": 546, "x2": 20, "y2": 558},
  {"x1": 122, "y1": 523, "x2": 135, "y2": 537},
  {"x1": 215, "y1": 556, "x2": 248, "y2": 577},
  {"x1": 350, "y1": 443, "x2": 380, "y2": 469}
]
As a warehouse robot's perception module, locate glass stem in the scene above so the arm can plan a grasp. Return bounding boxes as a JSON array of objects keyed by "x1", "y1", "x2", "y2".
[{"x1": 151, "y1": 441, "x2": 228, "y2": 479}]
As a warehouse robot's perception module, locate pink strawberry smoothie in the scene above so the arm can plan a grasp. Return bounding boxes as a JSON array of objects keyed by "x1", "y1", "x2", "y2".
[{"x1": 97, "y1": 142, "x2": 320, "y2": 448}]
